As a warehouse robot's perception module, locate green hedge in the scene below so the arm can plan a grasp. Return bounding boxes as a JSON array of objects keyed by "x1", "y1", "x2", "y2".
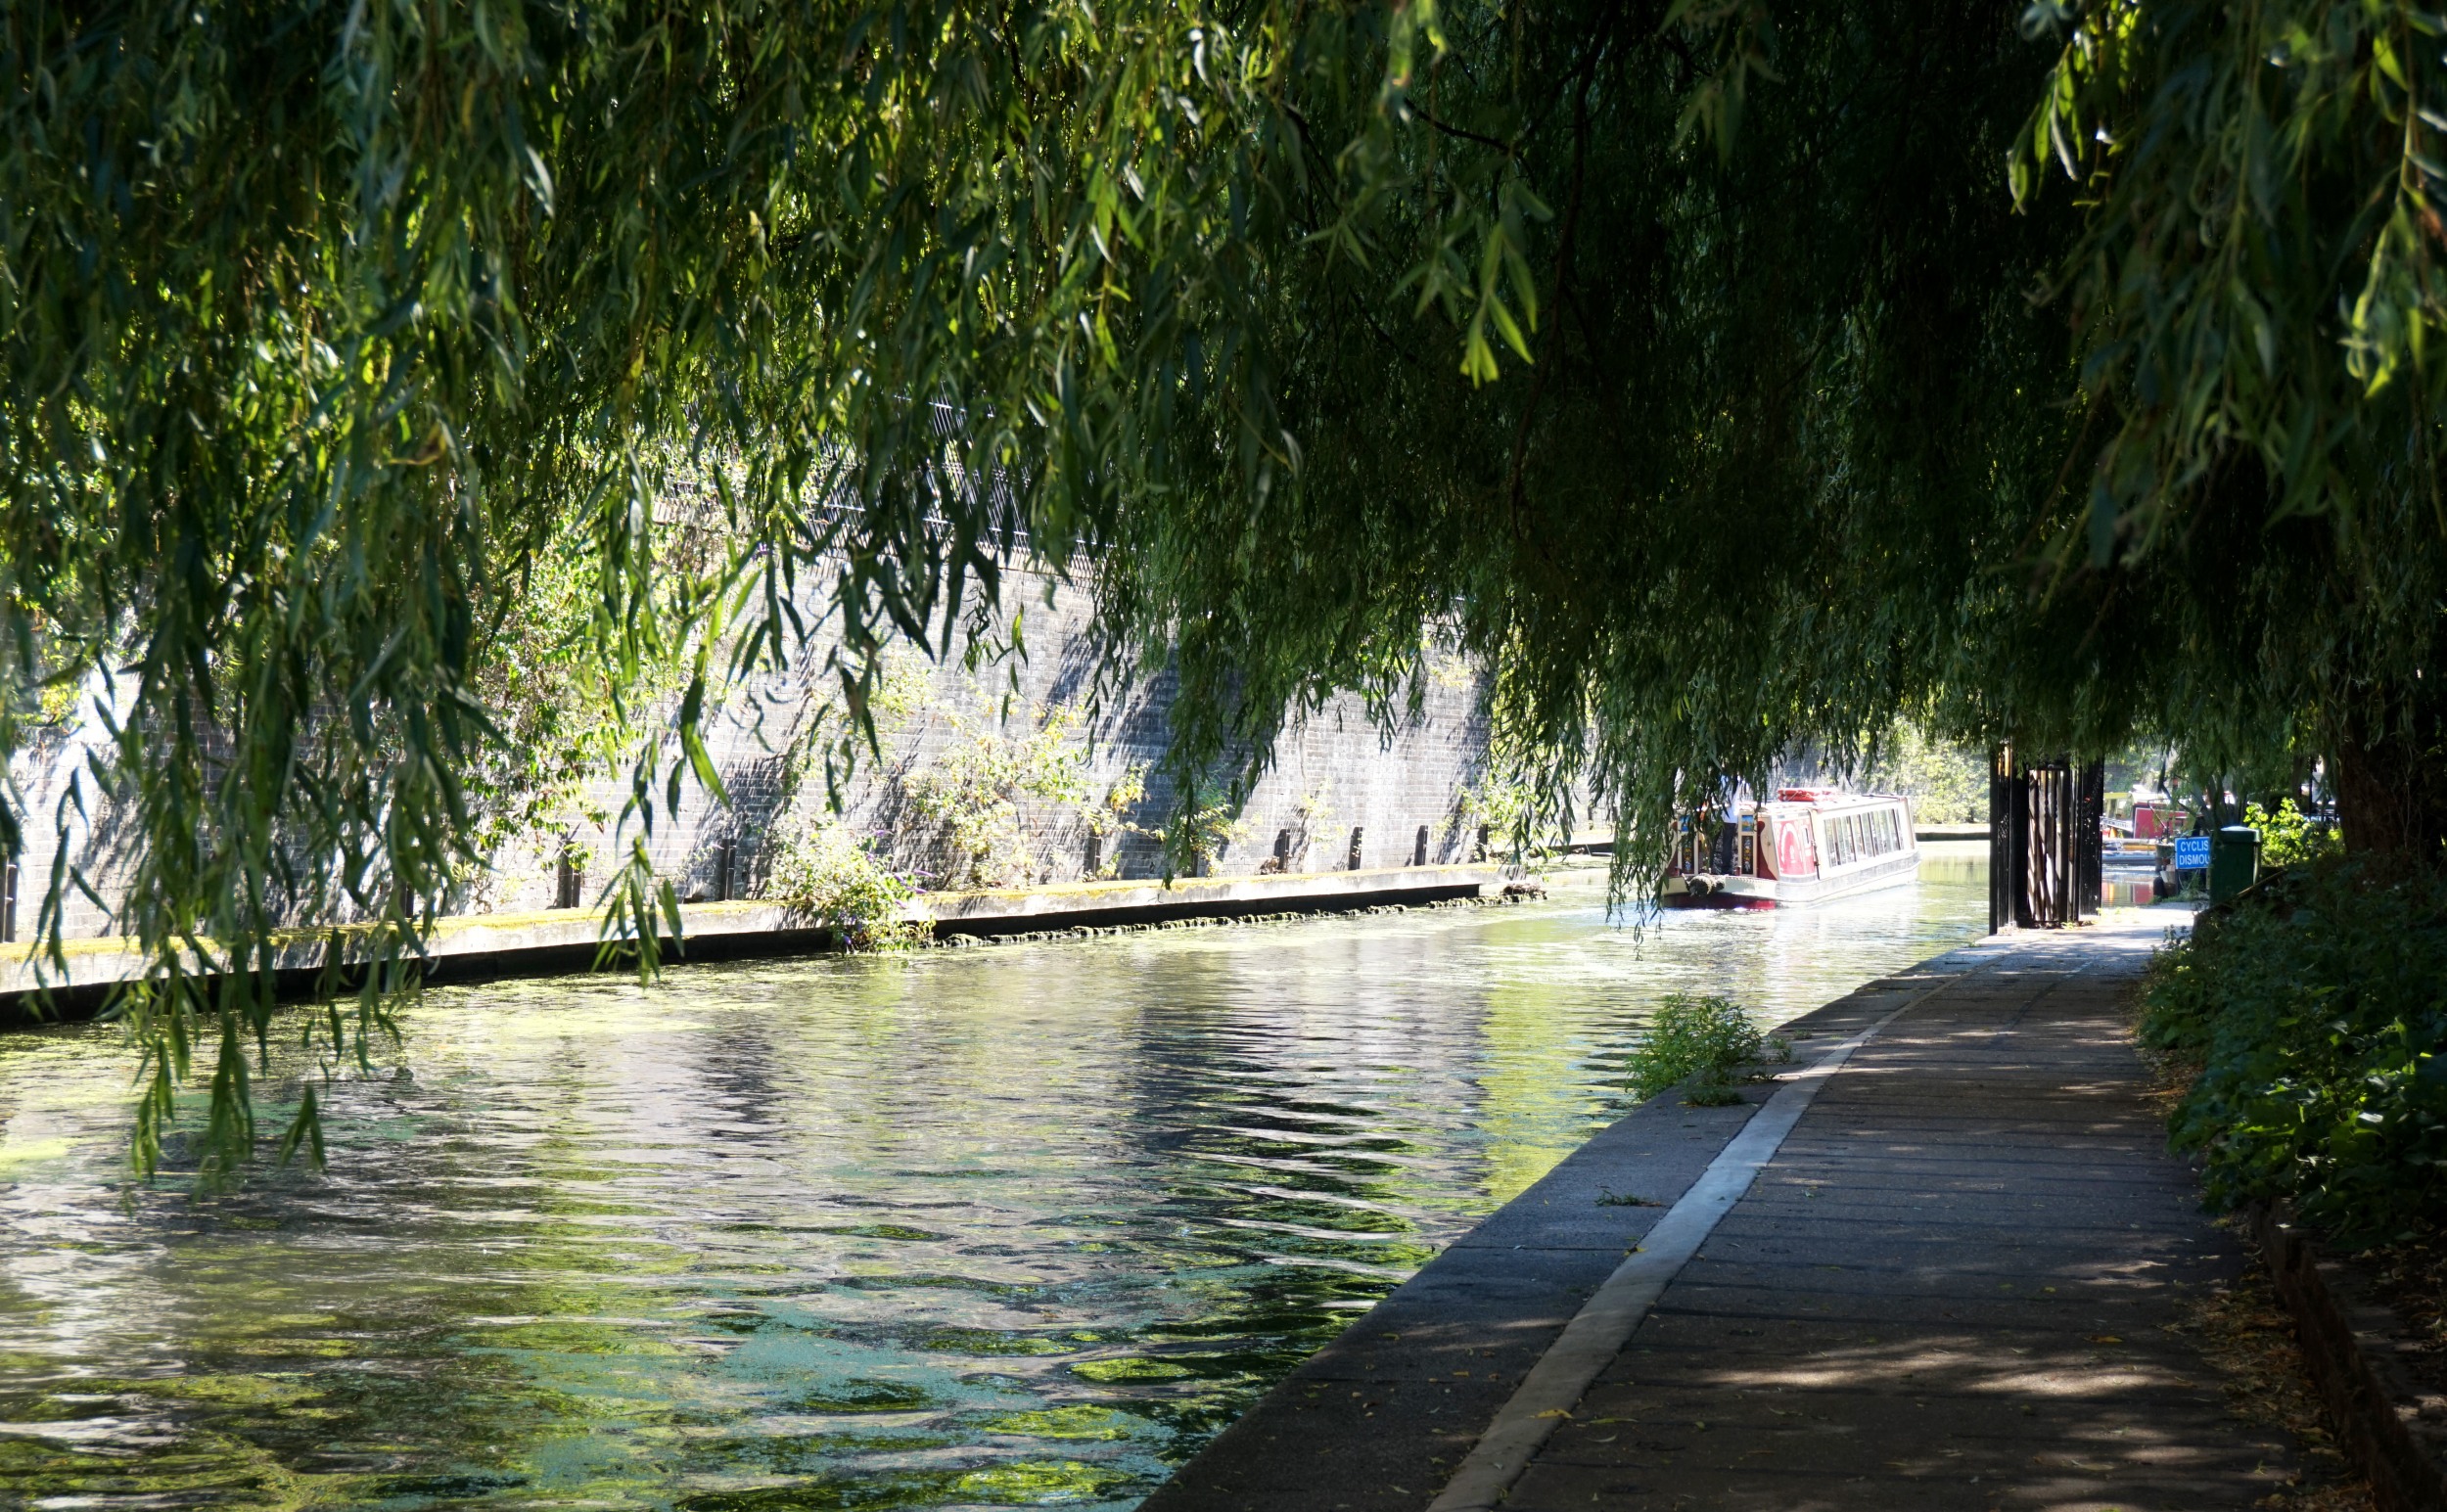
[{"x1": 2142, "y1": 861, "x2": 2447, "y2": 1244}]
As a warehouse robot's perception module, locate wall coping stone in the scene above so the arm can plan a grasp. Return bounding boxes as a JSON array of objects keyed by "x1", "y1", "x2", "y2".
[{"x1": 0, "y1": 863, "x2": 1510, "y2": 1010}]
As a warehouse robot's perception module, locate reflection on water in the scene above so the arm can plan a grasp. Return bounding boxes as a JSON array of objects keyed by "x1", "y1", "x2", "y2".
[
  {"x1": 2101, "y1": 871, "x2": 2161, "y2": 909},
  {"x1": 0, "y1": 853, "x2": 1987, "y2": 1509}
]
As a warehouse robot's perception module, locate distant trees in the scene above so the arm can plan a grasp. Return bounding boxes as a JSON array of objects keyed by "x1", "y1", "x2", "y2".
[{"x1": 7, "y1": 0, "x2": 2446, "y2": 1169}]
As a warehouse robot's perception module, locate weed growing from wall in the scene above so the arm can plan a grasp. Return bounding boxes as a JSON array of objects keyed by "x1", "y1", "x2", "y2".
[
  {"x1": 1085, "y1": 765, "x2": 1149, "y2": 878},
  {"x1": 904, "y1": 705, "x2": 1094, "y2": 888},
  {"x1": 1259, "y1": 784, "x2": 1336, "y2": 872},
  {"x1": 763, "y1": 819, "x2": 928, "y2": 951},
  {"x1": 1132, "y1": 802, "x2": 1252, "y2": 876}
]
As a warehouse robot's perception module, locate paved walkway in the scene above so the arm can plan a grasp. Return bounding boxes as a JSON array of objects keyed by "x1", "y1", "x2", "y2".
[{"x1": 1145, "y1": 915, "x2": 2299, "y2": 1512}]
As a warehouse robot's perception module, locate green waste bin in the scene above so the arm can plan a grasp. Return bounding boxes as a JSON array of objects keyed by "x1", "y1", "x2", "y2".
[{"x1": 2209, "y1": 825, "x2": 2260, "y2": 904}]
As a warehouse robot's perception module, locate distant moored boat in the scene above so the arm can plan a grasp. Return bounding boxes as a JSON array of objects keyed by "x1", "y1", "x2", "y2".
[{"x1": 1661, "y1": 789, "x2": 1919, "y2": 909}]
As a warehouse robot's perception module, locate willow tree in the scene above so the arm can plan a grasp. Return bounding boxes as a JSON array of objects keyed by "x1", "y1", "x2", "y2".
[
  {"x1": 1117, "y1": 0, "x2": 2447, "y2": 866},
  {"x1": 5, "y1": 0, "x2": 2444, "y2": 1173},
  {"x1": 1, "y1": 0, "x2": 1366, "y2": 1174},
  {"x1": 2014, "y1": 0, "x2": 2447, "y2": 853}
]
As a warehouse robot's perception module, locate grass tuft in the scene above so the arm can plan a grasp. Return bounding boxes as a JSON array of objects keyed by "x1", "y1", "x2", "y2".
[
  {"x1": 1594, "y1": 1188, "x2": 1659, "y2": 1207},
  {"x1": 1625, "y1": 993, "x2": 1789, "y2": 1105}
]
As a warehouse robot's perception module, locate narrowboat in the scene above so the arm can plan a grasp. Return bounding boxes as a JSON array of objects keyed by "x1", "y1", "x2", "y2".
[{"x1": 1661, "y1": 789, "x2": 1919, "y2": 909}]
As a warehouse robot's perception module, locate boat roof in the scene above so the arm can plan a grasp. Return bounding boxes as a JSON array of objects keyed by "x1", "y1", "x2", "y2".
[{"x1": 1770, "y1": 788, "x2": 1908, "y2": 809}]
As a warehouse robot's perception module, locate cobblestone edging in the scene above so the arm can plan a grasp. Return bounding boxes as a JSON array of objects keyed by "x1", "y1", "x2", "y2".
[{"x1": 2250, "y1": 1204, "x2": 2447, "y2": 1512}]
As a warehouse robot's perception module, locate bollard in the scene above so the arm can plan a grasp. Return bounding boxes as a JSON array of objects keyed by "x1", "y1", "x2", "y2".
[{"x1": 2209, "y1": 825, "x2": 2260, "y2": 904}]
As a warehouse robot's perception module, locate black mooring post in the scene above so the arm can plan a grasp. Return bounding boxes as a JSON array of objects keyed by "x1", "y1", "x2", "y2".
[
  {"x1": 2016, "y1": 757, "x2": 2037, "y2": 931},
  {"x1": 2075, "y1": 761, "x2": 2104, "y2": 918},
  {"x1": 1989, "y1": 745, "x2": 2014, "y2": 935}
]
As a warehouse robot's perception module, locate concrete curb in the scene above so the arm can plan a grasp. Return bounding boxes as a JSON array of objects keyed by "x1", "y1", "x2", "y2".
[
  {"x1": 0, "y1": 864, "x2": 1508, "y2": 1019},
  {"x1": 2249, "y1": 1204, "x2": 2447, "y2": 1512},
  {"x1": 1420, "y1": 957, "x2": 1996, "y2": 1512}
]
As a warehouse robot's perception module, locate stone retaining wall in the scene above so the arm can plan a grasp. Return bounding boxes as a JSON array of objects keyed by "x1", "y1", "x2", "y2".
[{"x1": 6, "y1": 567, "x2": 1542, "y2": 939}]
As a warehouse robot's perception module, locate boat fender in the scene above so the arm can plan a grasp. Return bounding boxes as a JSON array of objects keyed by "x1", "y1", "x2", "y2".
[{"x1": 1686, "y1": 878, "x2": 1712, "y2": 898}]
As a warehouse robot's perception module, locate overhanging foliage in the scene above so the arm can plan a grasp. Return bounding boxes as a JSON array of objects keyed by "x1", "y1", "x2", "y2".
[{"x1": 6, "y1": 0, "x2": 2446, "y2": 1174}]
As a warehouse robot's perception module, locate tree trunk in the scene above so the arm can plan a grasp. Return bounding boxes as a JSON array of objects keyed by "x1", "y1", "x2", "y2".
[{"x1": 2332, "y1": 691, "x2": 2447, "y2": 868}]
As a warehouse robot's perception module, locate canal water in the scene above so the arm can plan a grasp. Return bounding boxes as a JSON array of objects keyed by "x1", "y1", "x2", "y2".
[{"x1": 0, "y1": 850, "x2": 1989, "y2": 1510}]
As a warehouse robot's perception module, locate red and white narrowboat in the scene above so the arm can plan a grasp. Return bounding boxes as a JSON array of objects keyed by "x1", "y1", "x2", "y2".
[{"x1": 1661, "y1": 789, "x2": 1919, "y2": 908}]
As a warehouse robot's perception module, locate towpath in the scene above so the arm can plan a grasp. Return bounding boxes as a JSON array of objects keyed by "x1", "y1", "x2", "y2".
[{"x1": 1142, "y1": 912, "x2": 2302, "y2": 1512}]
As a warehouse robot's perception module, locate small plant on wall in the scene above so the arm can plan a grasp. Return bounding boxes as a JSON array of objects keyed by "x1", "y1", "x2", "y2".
[
  {"x1": 904, "y1": 704, "x2": 1092, "y2": 888},
  {"x1": 1278, "y1": 783, "x2": 1336, "y2": 871},
  {"x1": 763, "y1": 817, "x2": 928, "y2": 950},
  {"x1": 1459, "y1": 772, "x2": 1536, "y2": 862},
  {"x1": 1084, "y1": 764, "x2": 1149, "y2": 879},
  {"x1": 1135, "y1": 801, "x2": 1251, "y2": 877}
]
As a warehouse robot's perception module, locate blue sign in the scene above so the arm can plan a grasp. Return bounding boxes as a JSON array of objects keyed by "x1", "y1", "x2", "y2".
[{"x1": 2173, "y1": 835, "x2": 2211, "y2": 870}]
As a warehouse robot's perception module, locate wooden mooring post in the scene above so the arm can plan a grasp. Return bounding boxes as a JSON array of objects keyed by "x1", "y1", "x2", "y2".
[{"x1": 1989, "y1": 746, "x2": 2104, "y2": 933}]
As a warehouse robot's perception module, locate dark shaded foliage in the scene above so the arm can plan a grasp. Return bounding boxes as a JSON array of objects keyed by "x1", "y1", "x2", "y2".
[{"x1": 2144, "y1": 863, "x2": 2447, "y2": 1244}]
